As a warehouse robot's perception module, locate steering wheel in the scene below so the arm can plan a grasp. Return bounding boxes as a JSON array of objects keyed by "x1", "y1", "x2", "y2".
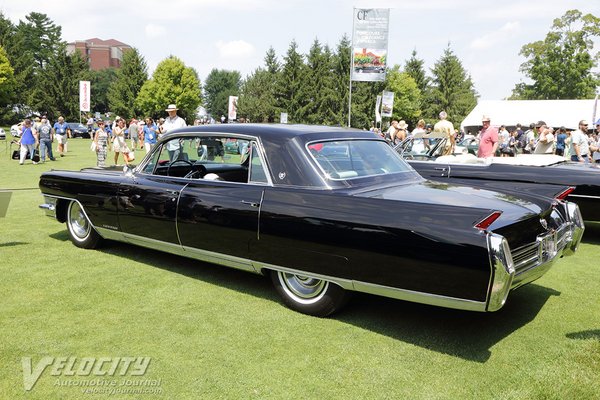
[{"x1": 167, "y1": 159, "x2": 193, "y2": 176}]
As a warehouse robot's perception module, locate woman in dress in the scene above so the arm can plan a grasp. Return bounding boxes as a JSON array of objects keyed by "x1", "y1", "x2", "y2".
[
  {"x1": 93, "y1": 120, "x2": 109, "y2": 167},
  {"x1": 112, "y1": 118, "x2": 127, "y2": 165}
]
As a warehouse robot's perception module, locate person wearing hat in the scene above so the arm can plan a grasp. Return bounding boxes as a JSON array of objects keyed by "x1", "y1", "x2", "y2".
[
  {"x1": 477, "y1": 115, "x2": 498, "y2": 158},
  {"x1": 396, "y1": 120, "x2": 409, "y2": 142},
  {"x1": 433, "y1": 111, "x2": 455, "y2": 155},
  {"x1": 161, "y1": 104, "x2": 187, "y2": 161},
  {"x1": 160, "y1": 104, "x2": 186, "y2": 135}
]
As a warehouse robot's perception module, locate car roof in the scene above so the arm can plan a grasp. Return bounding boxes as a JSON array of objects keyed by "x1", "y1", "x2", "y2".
[{"x1": 167, "y1": 123, "x2": 374, "y2": 141}]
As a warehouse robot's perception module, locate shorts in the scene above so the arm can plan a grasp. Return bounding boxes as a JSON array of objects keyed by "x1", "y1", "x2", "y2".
[{"x1": 56, "y1": 134, "x2": 67, "y2": 144}]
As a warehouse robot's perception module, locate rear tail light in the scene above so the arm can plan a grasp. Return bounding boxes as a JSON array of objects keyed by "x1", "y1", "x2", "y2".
[
  {"x1": 555, "y1": 187, "x2": 575, "y2": 201},
  {"x1": 475, "y1": 211, "x2": 502, "y2": 231}
]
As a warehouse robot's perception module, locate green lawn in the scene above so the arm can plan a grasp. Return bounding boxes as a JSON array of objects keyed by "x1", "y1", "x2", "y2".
[{"x1": 0, "y1": 134, "x2": 599, "y2": 399}]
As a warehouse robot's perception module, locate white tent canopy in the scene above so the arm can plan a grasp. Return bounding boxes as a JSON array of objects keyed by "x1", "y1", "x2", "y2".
[{"x1": 460, "y1": 99, "x2": 598, "y2": 133}]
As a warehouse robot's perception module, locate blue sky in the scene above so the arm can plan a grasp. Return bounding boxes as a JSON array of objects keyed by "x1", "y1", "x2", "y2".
[{"x1": 1, "y1": 0, "x2": 598, "y2": 100}]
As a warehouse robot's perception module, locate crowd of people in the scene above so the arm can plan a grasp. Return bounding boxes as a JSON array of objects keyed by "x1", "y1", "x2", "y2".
[
  {"x1": 373, "y1": 112, "x2": 600, "y2": 164},
  {"x1": 475, "y1": 117, "x2": 600, "y2": 163},
  {"x1": 14, "y1": 104, "x2": 188, "y2": 167},
  {"x1": 15, "y1": 107, "x2": 600, "y2": 167}
]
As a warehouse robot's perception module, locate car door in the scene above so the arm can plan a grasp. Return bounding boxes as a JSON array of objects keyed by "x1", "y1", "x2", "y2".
[
  {"x1": 176, "y1": 140, "x2": 269, "y2": 260},
  {"x1": 117, "y1": 141, "x2": 187, "y2": 245}
]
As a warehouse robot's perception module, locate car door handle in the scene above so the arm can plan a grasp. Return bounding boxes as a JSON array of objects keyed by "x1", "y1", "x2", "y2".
[{"x1": 240, "y1": 200, "x2": 259, "y2": 208}]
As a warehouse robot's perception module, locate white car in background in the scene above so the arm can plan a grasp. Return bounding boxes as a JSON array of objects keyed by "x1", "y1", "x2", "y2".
[
  {"x1": 10, "y1": 123, "x2": 22, "y2": 138},
  {"x1": 0, "y1": 127, "x2": 5, "y2": 140}
]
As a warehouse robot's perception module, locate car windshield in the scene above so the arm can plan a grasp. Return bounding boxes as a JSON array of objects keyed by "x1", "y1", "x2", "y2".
[{"x1": 307, "y1": 139, "x2": 412, "y2": 180}]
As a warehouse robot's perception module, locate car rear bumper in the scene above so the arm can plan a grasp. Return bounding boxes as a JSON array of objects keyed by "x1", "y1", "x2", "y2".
[{"x1": 486, "y1": 201, "x2": 584, "y2": 311}]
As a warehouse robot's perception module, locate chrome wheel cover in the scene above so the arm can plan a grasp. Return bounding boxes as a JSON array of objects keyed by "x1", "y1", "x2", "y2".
[
  {"x1": 277, "y1": 272, "x2": 329, "y2": 305},
  {"x1": 68, "y1": 202, "x2": 90, "y2": 241}
]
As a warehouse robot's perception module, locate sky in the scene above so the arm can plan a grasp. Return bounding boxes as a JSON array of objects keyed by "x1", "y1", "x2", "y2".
[{"x1": 0, "y1": 0, "x2": 598, "y2": 100}]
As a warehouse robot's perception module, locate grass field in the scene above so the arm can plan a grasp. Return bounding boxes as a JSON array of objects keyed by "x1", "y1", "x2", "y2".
[{"x1": 0, "y1": 134, "x2": 599, "y2": 399}]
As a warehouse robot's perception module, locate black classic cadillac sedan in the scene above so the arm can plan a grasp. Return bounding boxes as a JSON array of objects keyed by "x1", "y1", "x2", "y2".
[{"x1": 39, "y1": 124, "x2": 584, "y2": 316}]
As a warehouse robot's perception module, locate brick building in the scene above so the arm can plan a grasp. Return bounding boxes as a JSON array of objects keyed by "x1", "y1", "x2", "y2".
[{"x1": 67, "y1": 38, "x2": 132, "y2": 70}]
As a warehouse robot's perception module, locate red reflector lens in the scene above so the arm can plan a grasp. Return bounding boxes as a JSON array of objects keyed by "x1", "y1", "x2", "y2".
[
  {"x1": 475, "y1": 211, "x2": 502, "y2": 230},
  {"x1": 555, "y1": 187, "x2": 575, "y2": 201}
]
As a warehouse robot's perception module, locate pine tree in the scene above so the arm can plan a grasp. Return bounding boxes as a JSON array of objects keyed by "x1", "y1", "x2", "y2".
[
  {"x1": 425, "y1": 45, "x2": 478, "y2": 125},
  {"x1": 277, "y1": 40, "x2": 305, "y2": 123},
  {"x1": 108, "y1": 48, "x2": 148, "y2": 118},
  {"x1": 404, "y1": 49, "x2": 429, "y2": 94}
]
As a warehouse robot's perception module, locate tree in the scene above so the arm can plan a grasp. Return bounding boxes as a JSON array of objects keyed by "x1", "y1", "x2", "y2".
[
  {"x1": 108, "y1": 48, "x2": 148, "y2": 118},
  {"x1": 90, "y1": 68, "x2": 117, "y2": 115},
  {"x1": 16, "y1": 13, "x2": 63, "y2": 70},
  {"x1": 510, "y1": 9, "x2": 600, "y2": 99},
  {"x1": 0, "y1": 12, "x2": 36, "y2": 120},
  {"x1": 331, "y1": 35, "x2": 351, "y2": 126},
  {"x1": 238, "y1": 48, "x2": 280, "y2": 122},
  {"x1": 425, "y1": 45, "x2": 478, "y2": 125},
  {"x1": 203, "y1": 68, "x2": 241, "y2": 119},
  {"x1": 296, "y1": 39, "x2": 338, "y2": 124},
  {"x1": 135, "y1": 56, "x2": 201, "y2": 122},
  {"x1": 385, "y1": 66, "x2": 422, "y2": 126},
  {"x1": 404, "y1": 49, "x2": 429, "y2": 93},
  {"x1": 277, "y1": 40, "x2": 305, "y2": 123},
  {"x1": 238, "y1": 68, "x2": 276, "y2": 122},
  {"x1": 0, "y1": 45, "x2": 16, "y2": 106},
  {"x1": 33, "y1": 49, "x2": 89, "y2": 121}
]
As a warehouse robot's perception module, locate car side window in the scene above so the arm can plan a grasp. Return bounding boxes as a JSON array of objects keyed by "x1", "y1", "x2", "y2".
[{"x1": 248, "y1": 142, "x2": 269, "y2": 184}]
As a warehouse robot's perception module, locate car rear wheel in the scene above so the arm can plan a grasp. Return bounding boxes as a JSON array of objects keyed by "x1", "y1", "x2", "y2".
[
  {"x1": 271, "y1": 270, "x2": 349, "y2": 317},
  {"x1": 67, "y1": 201, "x2": 102, "y2": 249}
]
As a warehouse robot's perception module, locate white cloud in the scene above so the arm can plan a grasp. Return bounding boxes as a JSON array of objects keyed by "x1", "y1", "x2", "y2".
[
  {"x1": 215, "y1": 40, "x2": 255, "y2": 58},
  {"x1": 145, "y1": 24, "x2": 167, "y2": 38},
  {"x1": 470, "y1": 21, "x2": 521, "y2": 50}
]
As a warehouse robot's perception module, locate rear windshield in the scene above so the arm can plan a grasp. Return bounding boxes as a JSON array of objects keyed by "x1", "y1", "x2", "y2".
[{"x1": 307, "y1": 139, "x2": 413, "y2": 180}]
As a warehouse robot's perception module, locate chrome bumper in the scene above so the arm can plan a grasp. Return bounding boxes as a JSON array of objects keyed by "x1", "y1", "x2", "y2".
[
  {"x1": 486, "y1": 201, "x2": 584, "y2": 312},
  {"x1": 39, "y1": 195, "x2": 57, "y2": 218}
]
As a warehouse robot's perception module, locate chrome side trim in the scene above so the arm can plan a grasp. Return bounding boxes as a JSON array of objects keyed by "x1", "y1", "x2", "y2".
[
  {"x1": 253, "y1": 262, "x2": 486, "y2": 312},
  {"x1": 486, "y1": 233, "x2": 515, "y2": 312},
  {"x1": 352, "y1": 281, "x2": 486, "y2": 312},
  {"x1": 568, "y1": 193, "x2": 600, "y2": 200},
  {"x1": 95, "y1": 228, "x2": 258, "y2": 274}
]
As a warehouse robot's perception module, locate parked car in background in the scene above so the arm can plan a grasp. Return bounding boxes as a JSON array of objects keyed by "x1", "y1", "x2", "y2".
[
  {"x1": 10, "y1": 122, "x2": 23, "y2": 138},
  {"x1": 0, "y1": 127, "x2": 5, "y2": 140},
  {"x1": 39, "y1": 124, "x2": 583, "y2": 317},
  {"x1": 67, "y1": 122, "x2": 91, "y2": 139},
  {"x1": 396, "y1": 133, "x2": 600, "y2": 222}
]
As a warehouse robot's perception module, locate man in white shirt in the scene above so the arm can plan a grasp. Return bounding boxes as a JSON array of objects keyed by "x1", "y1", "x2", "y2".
[
  {"x1": 533, "y1": 124, "x2": 555, "y2": 154},
  {"x1": 161, "y1": 104, "x2": 187, "y2": 160},
  {"x1": 569, "y1": 120, "x2": 590, "y2": 163}
]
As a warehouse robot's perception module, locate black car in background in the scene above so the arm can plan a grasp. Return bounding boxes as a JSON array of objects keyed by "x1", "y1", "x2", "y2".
[{"x1": 67, "y1": 122, "x2": 91, "y2": 139}]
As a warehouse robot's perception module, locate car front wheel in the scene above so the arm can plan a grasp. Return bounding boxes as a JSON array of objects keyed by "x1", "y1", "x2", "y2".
[
  {"x1": 66, "y1": 201, "x2": 102, "y2": 249},
  {"x1": 271, "y1": 270, "x2": 349, "y2": 317}
]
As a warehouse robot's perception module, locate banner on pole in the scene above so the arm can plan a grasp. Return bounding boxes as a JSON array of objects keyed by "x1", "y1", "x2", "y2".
[
  {"x1": 351, "y1": 8, "x2": 390, "y2": 82},
  {"x1": 79, "y1": 81, "x2": 90, "y2": 112},
  {"x1": 228, "y1": 96, "x2": 238, "y2": 121},
  {"x1": 381, "y1": 91, "x2": 394, "y2": 117},
  {"x1": 375, "y1": 95, "x2": 382, "y2": 124}
]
